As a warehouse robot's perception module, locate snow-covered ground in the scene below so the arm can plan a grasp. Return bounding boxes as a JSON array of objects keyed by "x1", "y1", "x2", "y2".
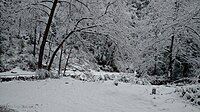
[
  {"x1": 0, "y1": 77, "x2": 200, "y2": 112},
  {"x1": 0, "y1": 67, "x2": 35, "y2": 78}
]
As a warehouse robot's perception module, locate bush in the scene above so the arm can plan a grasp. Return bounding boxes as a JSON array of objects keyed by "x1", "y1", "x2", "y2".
[
  {"x1": 0, "y1": 105, "x2": 17, "y2": 112},
  {"x1": 36, "y1": 69, "x2": 53, "y2": 79},
  {"x1": 175, "y1": 85, "x2": 200, "y2": 106}
]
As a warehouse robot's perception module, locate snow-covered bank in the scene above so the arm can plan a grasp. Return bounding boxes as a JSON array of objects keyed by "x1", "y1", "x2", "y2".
[
  {"x1": 0, "y1": 67, "x2": 35, "y2": 78},
  {"x1": 0, "y1": 67, "x2": 37, "y2": 82},
  {"x1": 0, "y1": 77, "x2": 199, "y2": 112}
]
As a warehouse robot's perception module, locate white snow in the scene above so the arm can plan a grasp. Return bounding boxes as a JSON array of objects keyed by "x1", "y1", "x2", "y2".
[
  {"x1": 0, "y1": 77, "x2": 200, "y2": 112},
  {"x1": 0, "y1": 67, "x2": 35, "y2": 78}
]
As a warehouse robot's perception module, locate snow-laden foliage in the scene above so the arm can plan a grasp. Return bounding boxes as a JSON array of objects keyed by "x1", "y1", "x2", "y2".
[
  {"x1": 0, "y1": 105, "x2": 17, "y2": 112},
  {"x1": 125, "y1": 0, "x2": 200, "y2": 79},
  {"x1": 175, "y1": 85, "x2": 200, "y2": 106},
  {"x1": 0, "y1": 35, "x2": 37, "y2": 71},
  {"x1": 36, "y1": 69, "x2": 52, "y2": 79},
  {"x1": 67, "y1": 70, "x2": 150, "y2": 85}
]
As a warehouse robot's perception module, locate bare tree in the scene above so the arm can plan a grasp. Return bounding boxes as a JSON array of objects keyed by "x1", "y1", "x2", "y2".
[{"x1": 38, "y1": 0, "x2": 58, "y2": 69}]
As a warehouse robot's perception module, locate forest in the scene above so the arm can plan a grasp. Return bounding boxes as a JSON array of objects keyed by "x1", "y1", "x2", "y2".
[{"x1": 0, "y1": 0, "x2": 200, "y2": 112}]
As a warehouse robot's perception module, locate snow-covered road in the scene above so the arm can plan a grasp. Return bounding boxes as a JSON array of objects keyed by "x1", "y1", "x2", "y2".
[{"x1": 0, "y1": 78, "x2": 199, "y2": 112}]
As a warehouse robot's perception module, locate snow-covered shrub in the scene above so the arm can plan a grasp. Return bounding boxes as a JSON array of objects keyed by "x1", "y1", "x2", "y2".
[
  {"x1": 69, "y1": 71, "x2": 95, "y2": 82},
  {"x1": 36, "y1": 69, "x2": 53, "y2": 79},
  {"x1": 0, "y1": 105, "x2": 17, "y2": 112},
  {"x1": 175, "y1": 85, "x2": 200, "y2": 105},
  {"x1": 67, "y1": 70, "x2": 150, "y2": 85},
  {"x1": 103, "y1": 74, "x2": 111, "y2": 81},
  {"x1": 115, "y1": 73, "x2": 151, "y2": 85},
  {"x1": 145, "y1": 75, "x2": 172, "y2": 85},
  {"x1": 84, "y1": 71, "x2": 95, "y2": 82},
  {"x1": 18, "y1": 54, "x2": 37, "y2": 71},
  {"x1": 110, "y1": 74, "x2": 116, "y2": 80},
  {"x1": 130, "y1": 77, "x2": 151, "y2": 85},
  {"x1": 118, "y1": 75, "x2": 130, "y2": 83},
  {"x1": 1, "y1": 53, "x2": 37, "y2": 72}
]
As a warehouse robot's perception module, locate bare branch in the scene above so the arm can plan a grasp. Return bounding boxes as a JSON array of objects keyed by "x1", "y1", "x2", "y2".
[
  {"x1": 31, "y1": 18, "x2": 48, "y2": 25},
  {"x1": 32, "y1": 3, "x2": 51, "y2": 10},
  {"x1": 41, "y1": 0, "x2": 53, "y2": 3},
  {"x1": 185, "y1": 25, "x2": 200, "y2": 38},
  {"x1": 33, "y1": 7, "x2": 50, "y2": 16},
  {"x1": 104, "y1": 0, "x2": 117, "y2": 14},
  {"x1": 14, "y1": 6, "x2": 50, "y2": 16},
  {"x1": 74, "y1": 18, "x2": 93, "y2": 30},
  {"x1": 75, "y1": 25, "x2": 100, "y2": 32},
  {"x1": 192, "y1": 17, "x2": 200, "y2": 20},
  {"x1": 97, "y1": 0, "x2": 118, "y2": 19},
  {"x1": 73, "y1": 33, "x2": 97, "y2": 62},
  {"x1": 74, "y1": 0, "x2": 91, "y2": 11},
  {"x1": 48, "y1": 23, "x2": 101, "y2": 70},
  {"x1": 57, "y1": 1, "x2": 78, "y2": 12}
]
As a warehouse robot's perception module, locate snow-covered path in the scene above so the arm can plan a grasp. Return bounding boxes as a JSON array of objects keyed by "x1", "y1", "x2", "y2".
[{"x1": 0, "y1": 78, "x2": 199, "y2": 112}]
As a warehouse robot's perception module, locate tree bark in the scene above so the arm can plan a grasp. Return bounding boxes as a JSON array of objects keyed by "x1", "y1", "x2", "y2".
[
  {"x1": 48, "y1": 31, "x2": 74, "y2": 71},
  {"x1": 58, "y1": 45, "x2": 63, "y2": 76},
  {"x1": 168, "y1": 35, "x2": 174, "y2": 79},
  {"x1": 38, "y1": 0, "x2": 58, "y2": 69},
  {"x1": 18, "y1": 17, "x2": 21, "y2": 36},
  {"x1": 33, "y1": 22, "x2": 37, "y2": 57},
  {"x1": 46, "y1": 41, "x2": 52, "y2": 64},
  {"x1": 63, "y1": 47, "x2": 73, "y2": 76}
]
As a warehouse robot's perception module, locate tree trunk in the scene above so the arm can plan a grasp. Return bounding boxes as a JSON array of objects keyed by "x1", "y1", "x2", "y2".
[
  {"x1": 182, "y1": 63, "x2": 188, "y2": 77},
  {"x1": 18, "y1": 17, "x2": 21, "y2": 36},
  {"x1": 63, "y1": 47, "x2": 73, "y2": 76},
  {"x1": 38, "y1": 0, "x2": 58, "y2": 69},
  {"x1": 33, "y1": 22, "x2": 37, "y2": 57},
  {"x1": 48, "y1": 31, "x2": 74, "y2": 71},
  {"x1": 153, "y1": 56, "x2": 157, "y2": 75},
  {"x1": 58, "y1": 45, "x2": 63, "y2": 76},
  {"x1": 168, "y1": 35, "x2": 174, "y2": 79},
  {"x1": 46, "y1": 38, "x2": 52, "y2": 64}
]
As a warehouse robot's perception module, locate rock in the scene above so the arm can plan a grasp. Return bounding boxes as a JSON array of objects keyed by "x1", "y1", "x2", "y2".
[
  {"x1": 152, "y1": 87, "x2": 156, "y2": 94},
  {"x1": 114, "y1": 81, "x2": 118, "y2": 86}
]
